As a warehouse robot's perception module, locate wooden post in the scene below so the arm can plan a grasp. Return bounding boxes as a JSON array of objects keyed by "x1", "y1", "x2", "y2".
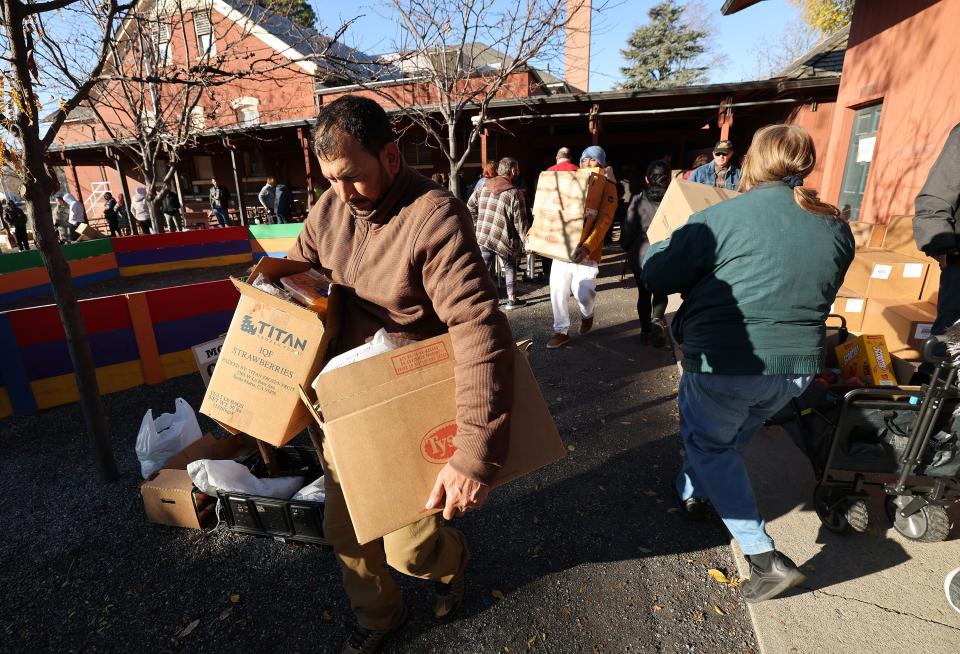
[
  {"x1": 299, "y1": 126, "x2": 315, "y2": 209},
  {"x1": 480, "y1": 128, "x2": 488, "y2": 168},
  {"x1": 719, "y1": 96, "x2": 734, "y2": 141},
  {"x1": 225, "y1": 137, "x2": 247, "y2": 226},
  {"x1": 108, "y1": 147, "x2": 134, "y2": 235},
  {"x1": 67, "y1": 159, "x2": 85, "y2": 207}
]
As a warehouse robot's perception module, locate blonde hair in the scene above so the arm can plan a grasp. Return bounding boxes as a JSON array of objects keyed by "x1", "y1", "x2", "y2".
[{"x1": 739, "y1": 124, "x2": 841, "y2": 219}]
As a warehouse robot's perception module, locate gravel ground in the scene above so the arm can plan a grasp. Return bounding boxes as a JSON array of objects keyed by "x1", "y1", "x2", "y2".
[
  {"x1": 3, "y1": 263, "x2": 253, "y2": 311},
  {"x1": 0, "y1": 249, "x2": 758, "y2": 653}
]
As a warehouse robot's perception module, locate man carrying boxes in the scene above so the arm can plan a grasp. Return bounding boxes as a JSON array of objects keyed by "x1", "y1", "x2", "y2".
[{"x1": 286, "y1": 96, "x2": 515, "y2": 654}]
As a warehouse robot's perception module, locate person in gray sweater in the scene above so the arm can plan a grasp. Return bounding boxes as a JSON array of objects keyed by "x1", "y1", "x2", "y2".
[{"x1": 913, "y1": 123, "x2": 960, "y2": 381}]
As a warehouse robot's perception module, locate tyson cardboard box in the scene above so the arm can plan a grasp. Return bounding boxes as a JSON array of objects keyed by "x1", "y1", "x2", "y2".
[
  {"x1": 526, "y1": 169, "x2": 617, "y2": 262},
  {"x1": 860, "y1": 298, "x2": 936, "y2": 361},
  {"x1": 644, "y1": 177, "x2": 739, "y2": 246},
  {"x1": 828, "y1": 286, "x2": 866, "y2": 332},
  {"x1": 842, "y1": 248, "x2": 929, "y2": 300},
  {"x1": 302, "y1": 335, "x2": 565, "y2": 544},
  {"x1": 200, "y1": 257, "x2": 341, "y2": 446},
  {"x1": 140, "y1": 432, "x2": 257, "y2": 529}
]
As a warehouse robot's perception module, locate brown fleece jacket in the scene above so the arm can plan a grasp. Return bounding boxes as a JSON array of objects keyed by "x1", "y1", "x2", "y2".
[{"x1": 288, "y1": 165, "x2": 515, "y2": 484}]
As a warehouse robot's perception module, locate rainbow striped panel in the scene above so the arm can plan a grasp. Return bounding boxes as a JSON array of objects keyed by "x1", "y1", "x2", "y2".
[{"x1": 119, "y1": 253, "x2": 251, "y2": 277}]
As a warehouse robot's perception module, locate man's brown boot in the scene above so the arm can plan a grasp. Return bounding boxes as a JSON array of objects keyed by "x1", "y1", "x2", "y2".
[
  {"x1": 546, "y1": 333, "x2": 571, "y2": 349},
  {"x1": 579, "y1": 314, "x2": 594, "y2": 334},
  {"x1": 339, "y1": 605, "x2": 407, "y2": 654},
  {"x1": 434, "y1": 572, "x2": 465, "y2": 619}
]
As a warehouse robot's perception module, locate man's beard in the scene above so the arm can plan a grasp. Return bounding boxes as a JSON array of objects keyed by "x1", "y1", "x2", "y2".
[{"x1": 348, "y1": 162, "x2": 395, "y2": 213}]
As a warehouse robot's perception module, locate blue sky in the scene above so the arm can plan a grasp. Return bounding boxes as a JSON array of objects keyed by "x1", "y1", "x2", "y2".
[{"x1": 310, "y1": 0, "x2": 805, "y2": 91}]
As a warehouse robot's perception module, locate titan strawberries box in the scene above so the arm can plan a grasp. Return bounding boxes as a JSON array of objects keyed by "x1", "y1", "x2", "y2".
[
  {"x1": 302, "y1": 334, "x2": 565, "y2": 544},
  {"x1": 200, "y1": 257, "x2": 340, "y2": 446}
]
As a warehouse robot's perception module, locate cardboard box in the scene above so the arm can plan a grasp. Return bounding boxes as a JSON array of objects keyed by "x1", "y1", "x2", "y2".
[
  {"x1": 835, "y1": 334, "x2": 898, "y2": 386},
  {"x1": 192, "y1": 335, "x2": 226, "y2": 387},
  {"x1": 645, "y1": 177, "x2": 739, "y2": 245},
  {"x1": 140, "y1": 432, "x2": 257, "y2": 529},
  {"x1": 860, "y1": 298, "x2": 937, "y2": 361},
  {"x1": 921, "y1": 262, "x2": 940, "y2": 304},
  {"x1": 842, "y1": 248, "x2": 929, "y2": 300},
  {"x1": 304, "y1": 335, "x2": 565, "y2": 544},
  {"x1": 828, "y1": 286, "x2": 866, "y2": 332},
  {"x1": 76, "y1": 222, "x2": 106, "y2": 240},
  {"x1": 526, "y1": 169, "x2": 616, "y2": 262},
  {"x1": 879, "y1": 215, "x2": 924, "y2": 258},
  {"x1": 199, "y1": 257, "x2": 340, "y2": 447},
  {"x1": 851, "y1": 221, "x2": 877, "y2": 249}
]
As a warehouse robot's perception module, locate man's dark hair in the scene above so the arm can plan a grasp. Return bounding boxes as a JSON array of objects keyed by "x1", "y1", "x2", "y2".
[{"x1": 313, "y1": 95, "x2": 396, "y2": 159}]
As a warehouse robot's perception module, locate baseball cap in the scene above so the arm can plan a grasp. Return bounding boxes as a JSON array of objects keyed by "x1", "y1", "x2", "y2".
[{"x1": 714, "y1": 140, "x2": 734, "y2": 154}]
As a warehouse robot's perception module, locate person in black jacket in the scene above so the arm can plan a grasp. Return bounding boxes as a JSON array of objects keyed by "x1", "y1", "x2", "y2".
[
  {"x1": 159, "y1": 184, "x2": 182, "y2": 232},
  {"x1": 274, "y1": 183, "x2": 293, "y2": 224},
  {"x1": 2, "y1": 198, "x2": 30, "y2": 251},
  {"x1": 620, "y1": 160, "x2": 671, "y2": 347},
  {"x1": 102, "y1": 191, "x2": 120, "y2": 236},
  {"x1": 913, "y1": 123, "x2": 960, "y2": 381}
]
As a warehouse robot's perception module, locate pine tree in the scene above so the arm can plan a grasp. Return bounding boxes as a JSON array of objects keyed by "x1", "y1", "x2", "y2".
[
  {"x1": 260, "y1": 0, "x2": 316, "y2": 28},
  {"x1": 619, "y1": 0, "x2": 708, "y2": 89}
]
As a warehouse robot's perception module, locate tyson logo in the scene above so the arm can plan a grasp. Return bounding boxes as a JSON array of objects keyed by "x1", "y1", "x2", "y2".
[{"x1": 421, "y1": 422, "x2": 458, "y2": 464}]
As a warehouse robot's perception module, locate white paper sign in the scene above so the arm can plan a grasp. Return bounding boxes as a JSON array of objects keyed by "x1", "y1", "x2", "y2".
[
  {"x1": 191, "y1": 334, "x2": 226, "y2": 387},
  {"x1": 914, "y1": 323, "x2": 933, "y2": 341},
  {"x1": 903, "y1": 263, "x2": 924, "y2": 279},
  {"x1": 846, "y1": 298, "x2": 864, "y2": 313},
  {"x1": 857, "y1": 136, "x2": 876, "y2": 163},
  {"x1": 871, "y1": 264, "x2": 892, "y2": 280}
]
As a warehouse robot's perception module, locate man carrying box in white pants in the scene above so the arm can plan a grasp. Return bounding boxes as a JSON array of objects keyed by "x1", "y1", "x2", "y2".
[{"x1": 546, "y1": 145, "x2": 618, "y2": 349}]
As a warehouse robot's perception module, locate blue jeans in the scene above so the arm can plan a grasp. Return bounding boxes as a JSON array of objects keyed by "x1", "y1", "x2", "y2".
[
  {"x1": 677, "y1": 372, "x2": 812, "y2": 555},
  {"x1": 212, "y1": 207, "x2": 228, "y2": 227}
]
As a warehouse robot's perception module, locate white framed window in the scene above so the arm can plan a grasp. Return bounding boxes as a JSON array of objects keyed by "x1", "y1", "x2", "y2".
[
  {"x1": 189, "y1": 106, "x2": 206, "y2": 132},
  {"x1": 150, "y1": 21, "x2": 172, "y2": 66},
  {"x1": 231, "y1": 96, "x2": 260, "y2": 127},
  {"x1": 194, "y1": 11, "x2": 216, "y2": 56}
]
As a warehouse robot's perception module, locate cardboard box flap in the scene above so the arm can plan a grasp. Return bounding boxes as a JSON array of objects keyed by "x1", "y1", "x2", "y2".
[
  {"x1": 162, "y1": 432, "x2": 257, "y2": 470},
  {"x1": 313, "y1": 335, "x2": 456, "y2": 421},
  {"x1": 231, "y1": 257, "x2": 332, "y2": 324}
]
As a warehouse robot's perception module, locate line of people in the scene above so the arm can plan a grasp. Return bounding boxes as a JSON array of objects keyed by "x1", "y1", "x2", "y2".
[{"x1": 281, "y1": 95, "x2": 860, "y2": 654}]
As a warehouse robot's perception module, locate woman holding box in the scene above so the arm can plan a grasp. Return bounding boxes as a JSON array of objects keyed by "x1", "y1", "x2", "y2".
[{"x1": 642, "y1": 125, "x2": 855, "y2": 603}]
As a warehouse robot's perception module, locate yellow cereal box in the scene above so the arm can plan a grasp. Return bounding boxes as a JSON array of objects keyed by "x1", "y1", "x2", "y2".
[{"x1": 835, "y1": 334, "x2": 898, "y2": 386}]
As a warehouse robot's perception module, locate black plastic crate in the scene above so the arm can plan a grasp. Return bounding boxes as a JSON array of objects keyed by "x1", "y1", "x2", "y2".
[{"x1": 217, "y1": 445, "x2": 328, "y2": 545}]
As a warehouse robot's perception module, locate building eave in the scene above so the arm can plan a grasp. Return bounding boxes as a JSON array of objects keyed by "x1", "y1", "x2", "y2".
[{"x1": 721, "y1": 0, "x2": 765, "y2": 15}]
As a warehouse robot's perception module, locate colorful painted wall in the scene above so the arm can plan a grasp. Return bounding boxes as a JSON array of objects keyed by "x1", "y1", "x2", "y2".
[
  {"x1": 0, "y1": 224, "x2": 305, "y2": 419},
  {"x1": 0, "y1": 224, "x2": 303, "y2": 308}
]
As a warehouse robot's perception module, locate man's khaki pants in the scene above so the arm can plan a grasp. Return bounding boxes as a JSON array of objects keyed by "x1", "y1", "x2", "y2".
[{"x1": 320, "y1": 436, "x2": 469, "y2": 631}]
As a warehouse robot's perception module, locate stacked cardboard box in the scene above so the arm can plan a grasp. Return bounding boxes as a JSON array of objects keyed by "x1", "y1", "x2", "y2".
[{"x1": 839, "y1": 215, "x2": 939, "y2": 362}]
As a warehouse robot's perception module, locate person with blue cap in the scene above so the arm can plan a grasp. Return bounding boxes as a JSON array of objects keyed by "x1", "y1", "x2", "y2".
[{"x1": 546, "y1": 145, "x2": 618, "y2": 349}]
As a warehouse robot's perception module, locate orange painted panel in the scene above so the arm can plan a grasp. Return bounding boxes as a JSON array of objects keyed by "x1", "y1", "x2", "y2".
[
  {"x1": 126, "y1": 292, "x2": 165, "y2": 384},
  {"x1": 0, "y1": 266, "x2": 49, "y2": 294}
]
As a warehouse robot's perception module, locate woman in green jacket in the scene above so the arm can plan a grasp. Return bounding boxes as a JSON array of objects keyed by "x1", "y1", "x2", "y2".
[{"x1": 643, "y1": 125, "x2": 855, "y2": 603}]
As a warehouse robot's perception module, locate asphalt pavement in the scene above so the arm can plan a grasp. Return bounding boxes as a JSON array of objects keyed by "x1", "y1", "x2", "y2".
[{"x1": 0, "y1": 250, "x2": 760, "y2": 653}]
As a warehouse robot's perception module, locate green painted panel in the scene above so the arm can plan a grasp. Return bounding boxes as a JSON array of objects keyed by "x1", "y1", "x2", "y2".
[
  {"x1": 247, "y1": 224, "x2": 305, "y2": 239},
  {"x1": 62, "y1": 238, "x2": 114, "y2": 261},
  {"x1": 0, "y1": 249, "x2": 43, "y2": 273}
]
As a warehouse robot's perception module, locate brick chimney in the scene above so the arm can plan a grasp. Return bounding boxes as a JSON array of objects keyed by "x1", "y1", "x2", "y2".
[{"x1": 564, "y1": 0, "x2": 591, "y2": 92}]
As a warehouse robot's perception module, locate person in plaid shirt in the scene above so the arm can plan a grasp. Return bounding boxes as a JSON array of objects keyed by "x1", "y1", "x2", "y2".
[{"x1": 467, "y1": 157, "x2": 530, "y2": 310}]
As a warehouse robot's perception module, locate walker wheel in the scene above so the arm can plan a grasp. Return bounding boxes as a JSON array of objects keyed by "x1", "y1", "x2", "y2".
[
  {"x1": 813, "y1": 484, "x2": 850, "y2": 533},
  {"x1": 886, "y1": 496, "x2": 952, "y2": 542}
]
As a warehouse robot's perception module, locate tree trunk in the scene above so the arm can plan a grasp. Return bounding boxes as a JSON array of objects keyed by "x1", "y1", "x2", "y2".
[
  {"x1": 26, "y1": 181, "x2": 119, "y2": 483},
  {"x1": 446, "y1": 123, "x2": 462, "y2": 198}
]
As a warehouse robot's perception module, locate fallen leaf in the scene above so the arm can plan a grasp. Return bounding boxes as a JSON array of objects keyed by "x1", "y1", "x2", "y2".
[
  {"x1": 637, "y1": 546, "x2": 653, "y2": 554},
  {"x1": 230, "y1": 593, "x2": 241, "y2": 604},
  {"x1": 667, "y1": 507, "x2": 680, "y2": 514},
  {"x1": 561, "y1": 607, "x2": 572, "y2": 620},
  {"x1": 643, "y1": 490, "x2": 659, "y2": 497},
  {"x1": 218, "y1": 608, "x2": 232, "y2": 621},
  {"x1": 692, "y1": 611, "x2": 705, "y2": 622},
  {"x1": 707, "y1": 569, "x2": 730, "y2": 584},
  {"x1": 652, "y1": 602, "x2": 664, "y2": 612},
  {"x1": 541, "y1": 632, "x2": 548, "y2": 642},
  {"x1": 322, "y1": 611, "x2": 332, "y2": 622},
  {"x1": 567, "y1": 444, "x2": 576, "y2": 452},
  {"x1": 578, "y1": 585, "x2": 585, "y2": 594},
  {"x1": 532, "y1": 516, "x2": 540, "y2": 524},
  {"x1": 492, "y1": 589, "x2": 506, "y2": 600},
  {"x1": 527, "y1": 634, "x2": 537, "y2": 650},
  {"x1": 177, "y1": 619, "x2": 200, "y2": 638},
  {"x1": 713, "y1": 604, "x2": 726, "y2": 616}
]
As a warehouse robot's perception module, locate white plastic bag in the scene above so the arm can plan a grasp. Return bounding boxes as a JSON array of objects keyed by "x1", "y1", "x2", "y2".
[
  {"x1": 186, "y1": 459, "x2": 304, "y2": 499},
  {"x1": 135, "y1": 397, "x2": 202, "y2": 479},
  {"x1": 292, "y1": 476, "x2": 325, "y2": 502},
  {"x1": 314, "y1": 329, "x2": 415, "y2": 386}
]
